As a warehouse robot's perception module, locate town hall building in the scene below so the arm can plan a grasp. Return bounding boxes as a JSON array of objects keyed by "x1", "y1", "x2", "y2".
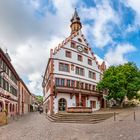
[{"x1": 42, "y1": 9, "x2": 106, "y2": 115}]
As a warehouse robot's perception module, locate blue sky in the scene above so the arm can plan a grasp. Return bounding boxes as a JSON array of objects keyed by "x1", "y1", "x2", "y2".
[{"x1": 0, "y1": 0, "x2": 140, "y2": 95}]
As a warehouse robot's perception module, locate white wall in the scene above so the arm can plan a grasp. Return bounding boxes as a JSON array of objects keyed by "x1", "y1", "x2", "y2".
[
  {"x1": 53, "y1": 31, "x2": 102, "y2": 83},
  {"x1": 43, "y1": 31, "x2": 104, "y2": 114},
  {"x1": 53, "y1": 93, "x2": 76, "y2": 114},
  {"x1": 87, "y1": 96, "x2": 100, "y2": 111}
]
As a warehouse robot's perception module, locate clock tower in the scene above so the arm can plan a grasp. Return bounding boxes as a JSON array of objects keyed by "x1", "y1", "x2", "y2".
[
  {"x1": 43, "y1": 8, "x2": 107, "y2": 115},
  {"x1": 70, "y1": 8, "x2": 82, "y2": 34}
]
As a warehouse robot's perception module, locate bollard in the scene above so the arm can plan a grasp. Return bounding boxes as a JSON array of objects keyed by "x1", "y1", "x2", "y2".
[
  {"x1": 114, "y1": 112, "x2": 116, "y2": 121},
  {"x1": 134, "y1": 111, "x2": 136, "y2": 121}
]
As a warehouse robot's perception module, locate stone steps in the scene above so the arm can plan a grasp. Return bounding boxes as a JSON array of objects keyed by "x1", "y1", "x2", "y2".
[{"x1": 46, "y1": 112, "x2": 114, "y2": 124}]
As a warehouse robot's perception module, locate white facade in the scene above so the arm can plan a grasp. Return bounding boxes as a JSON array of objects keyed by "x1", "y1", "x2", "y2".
[
  {"x1": 42, "y1": 10, "x2": 106, "y2": 115},
  {"x1": 53, "y1": 93, "x2": 76, "y2": 114}
]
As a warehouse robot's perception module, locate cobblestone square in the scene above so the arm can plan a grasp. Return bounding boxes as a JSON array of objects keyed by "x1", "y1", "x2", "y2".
[{"x1": 0, "y1": 108, "x2": 140, "y2": 140}]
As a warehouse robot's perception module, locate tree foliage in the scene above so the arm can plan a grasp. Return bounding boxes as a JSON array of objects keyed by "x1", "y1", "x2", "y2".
[
  {"x1": 97, "y1": 62, "x2": 140, "y2": 104},
  {"x1": 36, "y1": 95, "x2": 43, "y2": 103}
]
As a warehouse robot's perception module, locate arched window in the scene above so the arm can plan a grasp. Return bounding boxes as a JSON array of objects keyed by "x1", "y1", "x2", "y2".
[{"x1": 58, "y1": 98, "x2": 67, "y2": 111}]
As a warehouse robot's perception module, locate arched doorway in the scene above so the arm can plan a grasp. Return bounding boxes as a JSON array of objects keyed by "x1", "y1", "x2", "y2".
[
  {"x1": 10, "y1": 103, "x2": 12, "y2": 112},
  {"x1": 58, "y1": 98, "x2": 67, "y2": 111},
  {"x1": 0, "y1": 101, "x2": 3, "y2": 112}
]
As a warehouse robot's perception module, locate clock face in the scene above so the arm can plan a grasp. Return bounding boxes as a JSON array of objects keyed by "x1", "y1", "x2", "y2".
[{"x1": 77, "y1": 45, "x2": 83, "y2": 52}]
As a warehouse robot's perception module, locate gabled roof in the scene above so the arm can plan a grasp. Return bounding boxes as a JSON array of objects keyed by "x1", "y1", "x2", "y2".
[
  {"x1": 0, "y1": 47, "x2": 20, "y2": 80},
  {"x1": 52, "y1": 31, "x2": 105, "y2": 71}
]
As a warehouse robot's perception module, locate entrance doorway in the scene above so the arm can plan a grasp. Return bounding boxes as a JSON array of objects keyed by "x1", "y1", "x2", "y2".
[
  {"x1": 0, "y1": 101, "x2": 3, "y2": 112},
  {"x1": 58, "y1": 98, "x2": 67, "y2": 111}
]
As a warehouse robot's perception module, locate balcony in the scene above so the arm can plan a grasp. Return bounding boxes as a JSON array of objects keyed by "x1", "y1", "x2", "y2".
[{"x1": 54, "y1": 85, "x2": 103, "y2": 97}]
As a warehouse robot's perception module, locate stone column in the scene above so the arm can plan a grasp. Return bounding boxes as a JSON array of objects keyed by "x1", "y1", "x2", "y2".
[{"x1": 79, "y1": 93, "x2": 81, "y2": 106}]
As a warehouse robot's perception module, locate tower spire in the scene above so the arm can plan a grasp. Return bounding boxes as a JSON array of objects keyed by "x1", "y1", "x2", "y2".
[{"x1": 70, "y1": 8, "x2": 82, "y2": 34}]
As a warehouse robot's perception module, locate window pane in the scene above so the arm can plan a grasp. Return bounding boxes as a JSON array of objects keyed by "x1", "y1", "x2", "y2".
[
  {"x1": 59, "y1": 63, "x2": 69, "y2": 72},
  {"x1": 61, "y1": 79, "x2": 65, "y2": 86},
  {"x1": 55, "y1": 78, "x2": 60, "y2": 86},
  {"x1": 66, "y1": 51, "x2": 71, "y2": 58},
  {"x1": 67, "y1": 80, "x2": 70, "y2": 87}
]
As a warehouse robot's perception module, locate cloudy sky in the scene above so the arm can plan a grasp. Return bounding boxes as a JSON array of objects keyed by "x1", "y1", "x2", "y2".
[{"x1": 0, "y1": 0, "x2": 140, "y2": 95}]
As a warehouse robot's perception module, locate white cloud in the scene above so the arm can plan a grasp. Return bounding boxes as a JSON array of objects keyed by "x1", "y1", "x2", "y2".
[
  {"x1": 0, "y1": 0, "x2": 137, "y2": 95},
  {"x1": 105, "y1": 43, "x2": 136, "y2": 65},
  {"x1": 80, "y1": 1, "x2": 120, "y2": 48},
  {"x1": 122, "y1": 0, "x2": 140, "y2": 32},
  {"x1": 0, "y1": 0, "x2": 78, "y2": 95}
]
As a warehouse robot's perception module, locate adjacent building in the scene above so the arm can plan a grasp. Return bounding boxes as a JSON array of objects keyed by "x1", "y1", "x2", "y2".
[
  {"x1": 42, "y1": 10, "x2": 106, "y2": 115},
  {"x1": 19, "y1": 79, "x2": 31, "y2": 115},
  {"x1": 0, "y1": 48, "x2": 20, "y2": 117},
  {"x1": 0, "y1": 48, "x2": 33, "y2": 117},
  {"x1": 30, "y1": 94, "x2": 39, "y2": 112}
]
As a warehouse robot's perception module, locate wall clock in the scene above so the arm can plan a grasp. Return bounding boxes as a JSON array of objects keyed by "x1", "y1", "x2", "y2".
[{"x1": 77, "y1": 45, "x2": 83, "y2": 52}]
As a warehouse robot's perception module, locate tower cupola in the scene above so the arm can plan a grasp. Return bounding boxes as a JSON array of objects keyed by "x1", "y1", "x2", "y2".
[{"x1": 70, "y1": 8, "x2": 82, "y2": 34}]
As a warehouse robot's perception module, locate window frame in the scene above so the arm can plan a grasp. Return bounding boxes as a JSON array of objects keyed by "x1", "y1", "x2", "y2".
[
  {"x1": 75, "y1": 66, "x2": 84, "y2": 76},
  {"x1": 59, "y1": 62, "x2": 70, "y2": 72},
  {"x1": 77, "y1": 54, "x2": 83, "y2": 62},
  {"x1": 89, "y1": 71, "x2": 96, "y2": 80},
  {"x1": 88, "y1": 58, "x2": 92, "y2": 65},
  {"x1": 65, "y1": 50, "x2": 71, "y2": 58}
]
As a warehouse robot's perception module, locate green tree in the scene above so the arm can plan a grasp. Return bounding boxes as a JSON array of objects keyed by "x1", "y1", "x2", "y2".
[
  {"x1": 97, "y1": 62, "x2": 140, "y2": 106},
  {"x1": 36, "y1": 95, "x2": 43, "y2": 103}
]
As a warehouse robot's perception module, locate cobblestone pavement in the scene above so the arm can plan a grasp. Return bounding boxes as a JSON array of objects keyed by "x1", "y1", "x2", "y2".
[{"x1": 0, "y1": 108, "x2": 140, "y2": 140}]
